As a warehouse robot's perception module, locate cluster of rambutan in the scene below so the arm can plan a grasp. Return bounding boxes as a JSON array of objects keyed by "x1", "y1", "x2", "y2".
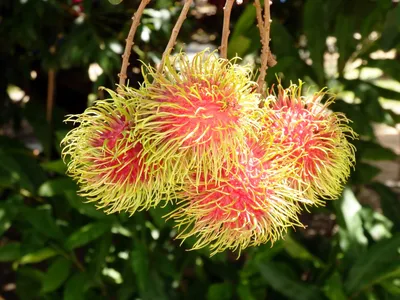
[{"x1": 62, "y1": 51, "x2": 356, "y2": 255}]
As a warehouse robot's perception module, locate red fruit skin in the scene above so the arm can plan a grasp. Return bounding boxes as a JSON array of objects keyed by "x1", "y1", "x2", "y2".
[
  {"x1": 262, "y1": 83, "x2": 357, "y2": 201},
  {"x1": 90, "y1": 116, "x2": 147, "y2": 184},
  {"x1": 170, "y1": 138, "x2": 303, "y2": 255},
  {"x1": 156, "y1": 84, "x2": 242, "y2": 148}
]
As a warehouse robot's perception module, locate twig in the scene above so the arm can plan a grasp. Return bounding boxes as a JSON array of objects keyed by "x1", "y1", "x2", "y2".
[
  {"x1": 118, "y1": 0, "x2": 151, "y2": 88},
  {"x1": 254, "y1": 0, "x2": 265, "y2": 36},
  {"x1": 46, "y1": 69, "x2": 55, "y2": 123},
  {"x1": 254, "y1": 0, "x2": 266, "y2": 91},
  {"x1": 45, "y1": 45, "x2": 57, "y2": 160},
  {"x1": 158, "y1": 0, "x2": 193, "y2": 73},
  {"x1": 220, "y1": 0, "x2": 235, "y2": 59},
  {"x1": 255, "y1": 0, "x2": 275, "y2": 95}
]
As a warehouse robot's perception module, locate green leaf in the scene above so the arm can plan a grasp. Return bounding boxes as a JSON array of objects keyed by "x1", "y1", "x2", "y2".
[
  {"x1": 38, "y1": 178, "x2": 77, "y2": 197},
  {"x1": 16, "y1": 267, "x2": 45, "y2": 300},
  {"x1": 23, "y1": 102, "x2": 51, "y2": 157},
  {"x1": 131, "y1": 241, "x2": 167, "y2": 300},
  {"x1": 40, "y1": 159, "x2": 67, "y2": 175},
  {"x1": 237, "y1": 283, "x2": 257, "y2": 300},
  {"x1": 352, "y1": 162, "x2": 381, "y2": 185},
  {"x1": 270, "y1": 21, "x2": 297, "y2": 57},
  {"x1": 335, "y1": 13, "x2": 356, "y2": 75},
  {"x1": 242, "y1": 241, "x2": 285, "y2": 277},
  {"x1": 331, "y1": 100, "x2": 375, "y2": 138},
  {"x1": 323, "y1": 272, "x2": 347, "y2": 300},
  {"x1": 258, "y1": 261, "x2": 322, "y2": 300},
  {"x1": 380, "y1": 4, "x2": 400, "y2": 50},
  {"x1": 231, "y1": 4, "x2": 255, "y2": 39},
  {"x1": 0, "y1": 203, "x2": 17, "y2": 236},
  {"x1": 0, "y1": 242, "x2": 21, "y2": 262},
  {"x1": 303, "y1": 0, "x2": 326, "y2": 85},
  {"x1": 357, "y1": 141, "x2": 397, "y2": 161},
  {"x1": 0, "y1": 146, "x2": 46, "y2": 193},
  {"x1": 131, "y1": 241, "x2": 150, "y2": 295},
  {"x1": 228, "y1": 35, "x2": 251, "y2": 58},
  {"x1": 0, "y1": 149, "x2": 35, "y2": 192},
  {"x1": 342, "y1": 79, "x2": 400, "y2": 101},
  {"x1": 283, "y1": 235, "x2": 324, "y2": 267},
  {"x1": 334, "y1": 188, "x2": 368, "y2": 256},
  {"x1": 41, "y1": 257, "x2": 72, "y2": 293},
  {"x1": 65, "y1": 221, "x2": 112, "y2": 250},
  {"x1": 207, "y1": 283, "x2": 233, "y2": 300},
  {"x1": 19, "y1": 206, "x2": 64, "y2": 241},
  {"x1": 63, "y1": 273, "x2": 90, "y2": 300},
  {"x1": 381, "y1": 278, "x2": 400, "y2": 295},
  {"x1": 355, "y1": 83, "x2": 385, "y2": 123},
  {"x1": 108, "y1": 0, "x2": 123, "y2": 5},
  {"x1": 89, "y1": 232, "x2": 111, "y2": 280},
  {"x1": 65, "y1": 191, "x2": 110, "y2": 219},
  {"x1": 345, "y1": 234, "x2": 400, "y2": 294},
  {"x1": 13, "y1": 153, "x2": 47, "y2": 190},
  {"x1": 367, "y1": 59, "x2": 400, "y2": 80},
  {"x1": 360, "y1": 207, "x2": 393, "y2": 241},
  {"x1": 369, "y1": 183, "x2": 400, "y2": 230},
  {"x1": 148, "y1": 203, "x2": 173, "y2": 229},
  {"x1": 19, "y1": 247, "x2": 58, "y2": 265}
]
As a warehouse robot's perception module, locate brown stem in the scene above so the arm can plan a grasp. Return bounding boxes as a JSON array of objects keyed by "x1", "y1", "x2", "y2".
[
  {"x1": 158, "y1": 0, "x2": 193, "y2": 73},
  {"x1": 118, "y1": 0, "x2": 151, "y2": 88},
  {"x1": 255, "y1": 0, "x2": 274, "y2": 95},
  {"x1": 254, "y1": 0, "x2": 266, "y2": 92},
  {"x1": 220, "y1": 0, "x2": 235, "y2": 59},
  {"x1": 254, "y1": 0, "x2": 265, "y2": 36},
  {"x1": 264, "y1": 0, "x2": 272, "y2": 57},
  {"x1": 46, "y1": 69, "x2": 55, "y2": 123}
]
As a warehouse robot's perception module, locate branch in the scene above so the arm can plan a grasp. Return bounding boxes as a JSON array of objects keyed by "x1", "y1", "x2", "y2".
[
  {"x1": 46, "y1": 69, "x2": 55, "y2": 123},
  {"x1": 158, "y1": 0, "x2": 193, "y2": 73},
  {"x1": 118, "y1": 0, "x2": 151, "y2": 88},
  {"x1": 254, "y1": 0, "x2": 266, "y2": 93},
  {"x1": 255, "y1": 0, "x2": 274, "y2": 95},
  {"x1": 220, "y1": 0, "x2": 235, "y2": 59}
]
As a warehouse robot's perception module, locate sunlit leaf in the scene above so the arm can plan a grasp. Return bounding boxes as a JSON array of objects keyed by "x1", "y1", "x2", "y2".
[
  {"x1": 19, "y1": 247, "x2": 58, "y2": 265},
  {"x1": 334, "y1": 188, "x2": 368, "y2": 256},
  {"x1": 108, "y1": 0, "x2": 123, "y2": 5}
]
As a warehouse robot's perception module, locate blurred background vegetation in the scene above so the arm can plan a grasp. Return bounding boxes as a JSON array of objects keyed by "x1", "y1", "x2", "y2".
[{"x1": 1, "y1": 0, "x2": 400, "y2": 299}]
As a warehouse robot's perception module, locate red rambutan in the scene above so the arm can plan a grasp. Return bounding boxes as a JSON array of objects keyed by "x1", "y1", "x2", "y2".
[
  {"x1": 61, "y1": 89, "x2": 169, "y2": 214},
  {"x1": 261, "y1": 82, "x2": 357, "y2": 202},
  {"x1": 168, "y1": 137, "x2": 308, "y2": 255},
  {"x1": 127, "y1": 50, "x2": 261, "y2": 185}
]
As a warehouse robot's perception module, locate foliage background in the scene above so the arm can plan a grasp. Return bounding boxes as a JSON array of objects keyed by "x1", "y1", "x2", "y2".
[{"x1": 1, "y1": 0, "x2": 400, "y2": 299}]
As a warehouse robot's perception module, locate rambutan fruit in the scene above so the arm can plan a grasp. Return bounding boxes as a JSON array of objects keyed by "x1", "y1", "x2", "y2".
[
  {"x1": 261, "y1": 82, "x2": 357, "y2": 203},
  {"x1": 61, "y1": 89, "x2": 168, "y2": 214},
  {"x1": 168, "y1": 137, "x2": 309, "y2": 256},
  {"x1": 127, "y1": 50, "x2": 261, "y2": 185}
]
